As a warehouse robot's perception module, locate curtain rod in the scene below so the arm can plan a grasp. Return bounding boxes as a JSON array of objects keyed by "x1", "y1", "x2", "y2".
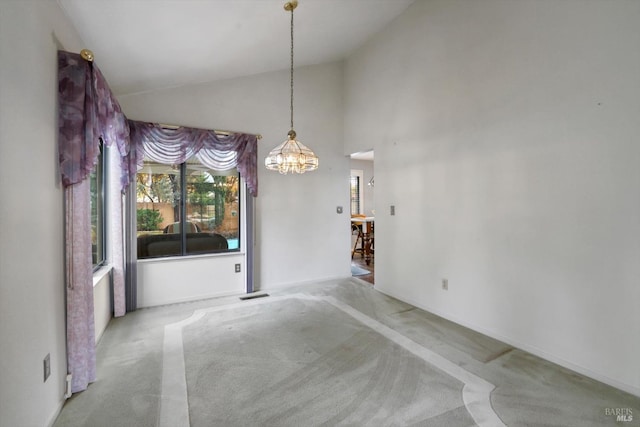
[
  {"x1": 157, "y1": 122, "x2": 262, "y2": 140},
  {"x1": 80, "y1": 49, "x2": 94, "y2": 62}
]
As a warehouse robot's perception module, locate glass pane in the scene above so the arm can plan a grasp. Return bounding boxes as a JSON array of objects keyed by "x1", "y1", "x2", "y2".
[
  {"x1": 350, "y1": 176, "x2": 360, "y2": 215},
  {"x1": 136, "y1": 160, "x2": 182, "y2": 258},
  {"x1": 89, "y1": 149, "x2": 104, "y2": 267},
  {"x1": 185, "y1": 161, "x2": 239, "y2": 255}
]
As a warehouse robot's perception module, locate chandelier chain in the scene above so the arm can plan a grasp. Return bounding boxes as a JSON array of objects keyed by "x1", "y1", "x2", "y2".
[
  {"x1": 264, "y1": 1, "x2": 318, "y2": 174},
  {"x1": 290, "y1": 6, "x2": 294, "y2": 130}
]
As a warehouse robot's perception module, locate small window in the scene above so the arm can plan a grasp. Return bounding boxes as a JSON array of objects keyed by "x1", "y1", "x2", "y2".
[
  {"x1": 136, "y1": 158, "x2": 240, "y2": 259},
  {"x1": 89, "y1": 143, "x2": 106, "y2": 268},
  {"x1": 350, "y1": 175, "x2": 361, "y2": 215}
]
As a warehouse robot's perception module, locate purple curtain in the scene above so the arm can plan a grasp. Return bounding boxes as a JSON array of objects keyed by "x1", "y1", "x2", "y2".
[
  {"x1": 58, "y1": 52, "x2": 101, "y2": 186},
  {"x1": 128, "y1": 120, "x2": 258, "y2": 197},
  {"x1": 108, "y1": 147, "x2": 126, "y2": 317},
  {"x1": 58, "y1": 50, "x2": 259, "y2": 393},
  {"x1": 58, "y1": 51, "x2": 132, "y2": 190},
  {"x1": 58, "y1": 51, "x2": 130, "y2": 393},
  {"x1": 64, "y1": 181, "x2": 97, "y2": 393}
]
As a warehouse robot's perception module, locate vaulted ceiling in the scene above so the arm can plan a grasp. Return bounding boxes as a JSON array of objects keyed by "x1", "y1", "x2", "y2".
[{"x1": 58, "y1": 0, "x2": 414, "y2": 95}]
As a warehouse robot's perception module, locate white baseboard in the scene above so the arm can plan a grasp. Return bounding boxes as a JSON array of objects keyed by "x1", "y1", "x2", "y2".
[
  {"x1": 137, "y1": 289, "x2": 244, "y2": 309},
  {"x1": 376, "y1": 287, "x2": 640, "y2": 398},
  {"x1": 258, "y1": 275, "x2": 351, "y2": 292},
  {"x1": 47, "y1": 399, "x2": 66, "y2": 427}
]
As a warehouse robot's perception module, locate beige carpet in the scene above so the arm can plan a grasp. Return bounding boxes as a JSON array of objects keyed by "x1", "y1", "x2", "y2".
[
  {"x1": 161, "y1": 295, "x2": 503, "y2": 426},
  {"x1": 53, "y1": 278, "x2": 640, "y2": 427}
]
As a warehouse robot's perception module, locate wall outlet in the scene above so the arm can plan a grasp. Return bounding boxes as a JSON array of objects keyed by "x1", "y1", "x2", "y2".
[
  {"x1": 43, "y1": 353, "x2": 51, "y2": 382},
  {"x1": 442, "y1": 279, "x2": 448, "y2": 291},
  {"x1": 235, "y1": 263, "x2": 241, "y2": 273},
  {"x1": 390, "y1": 205, "x2": 395, "y2": 216}
]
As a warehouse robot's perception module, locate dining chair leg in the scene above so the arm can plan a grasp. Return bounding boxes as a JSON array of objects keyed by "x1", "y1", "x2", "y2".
[{"x1": 351, "y1": 227, "x2": 364, "y2": 259}]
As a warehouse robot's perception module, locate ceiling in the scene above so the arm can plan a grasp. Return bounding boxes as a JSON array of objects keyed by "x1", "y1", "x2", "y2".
[{"x1": 57, "y1": 0, "x2": 414, "y2": 96}]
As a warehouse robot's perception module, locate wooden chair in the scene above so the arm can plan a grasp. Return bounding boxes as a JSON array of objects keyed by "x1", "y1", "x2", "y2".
[{"x1": 351, "y1": 215, "x2": 366, "y2": 259}]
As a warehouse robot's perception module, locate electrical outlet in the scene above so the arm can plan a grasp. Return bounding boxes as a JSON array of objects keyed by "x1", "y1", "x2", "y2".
[
  {"x1": 235, "y1": 263, "x2": 241, "y2": 273},
  {"x1": 390, "y1": 205, "x2": 395, "y2": 216},
  {"x1": 442, "y1": 279, "x2": 448, "y2": 291},
  {"x1": 43, "y1": 353, "x2": 51, "y2": 382}
]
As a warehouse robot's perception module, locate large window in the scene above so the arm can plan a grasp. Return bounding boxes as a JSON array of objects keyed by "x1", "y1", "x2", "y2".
[
  {"x1": 136, "y1": 157, "x2": 240, "y2": 259},
  {"x1": 89, "y1": 143, "x2": 105, "y2": 268}
]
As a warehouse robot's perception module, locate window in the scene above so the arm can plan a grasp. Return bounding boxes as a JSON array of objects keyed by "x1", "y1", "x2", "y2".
[
  {"x1": 136, "y1": 157, "x2": 240, "y2": 259},
  {"x1": 89, "y1": 142, "x2": 106, "y2": 268},
  {"x1": 350, "y1": 175, "x2": 361, "y2": 215}
]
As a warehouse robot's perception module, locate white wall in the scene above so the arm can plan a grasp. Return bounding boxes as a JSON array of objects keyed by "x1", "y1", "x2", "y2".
[
  {"x1": 93, "y1": 268, "x2": 112, "y2": 344},
  {"x1": 345, "y1": 0, "x2": 640, "y2": 396},
  {"x1": 119, "y1": 61, "x2": 351, "y2": 295},
  {"x1": 137, "y1": 254, "x2": 246, "y2": 307},
  {"x1": 0, "y1": 2, "x2": 85, "y2": 426}
]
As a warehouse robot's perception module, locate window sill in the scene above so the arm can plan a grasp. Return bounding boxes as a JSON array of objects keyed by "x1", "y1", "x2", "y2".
[
  {"x1": 137, "y1": 251, "x2": 244, "y2": 263},
  {"x1": 93, "y1": 264, "x2": 112, "y2": 287}
]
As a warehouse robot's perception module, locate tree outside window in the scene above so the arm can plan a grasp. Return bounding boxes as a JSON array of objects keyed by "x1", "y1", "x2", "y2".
[{"x1": 136, "y1": 158, "x2": 240, "y2": 259}]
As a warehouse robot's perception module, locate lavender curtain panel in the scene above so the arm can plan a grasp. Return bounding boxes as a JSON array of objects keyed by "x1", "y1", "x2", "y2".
[
  {"x1": 64, "y1": 181, "x2": 97, "y2": 393},
  {"x1": 58, "y1": 51, "x2": 132, "y2": 190},
  {"x1": 58, "y1": 49, "x2": 259, "y2": 393},
  {"x1": 58, "y1": 50, "x2": 130, "y2": 392},
  {"x1": 108, "y1": 146, "x2": 126, "y2": 317},
  {"x1": 128, "y1": 120, "x2": 258, "y2": 197}
]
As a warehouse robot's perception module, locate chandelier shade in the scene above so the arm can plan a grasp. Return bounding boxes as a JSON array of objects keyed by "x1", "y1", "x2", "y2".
[
  {"x1": 265, "y1": 0, "x2": 319, "y2": 174},
  {"x1": 265, "y1": 130, "x2": 319, "y2": 174}
]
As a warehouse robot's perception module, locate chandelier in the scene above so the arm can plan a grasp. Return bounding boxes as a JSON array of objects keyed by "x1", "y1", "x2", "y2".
[{"x1": 265, "y1": 0, "x2": 319, "y2": 174}]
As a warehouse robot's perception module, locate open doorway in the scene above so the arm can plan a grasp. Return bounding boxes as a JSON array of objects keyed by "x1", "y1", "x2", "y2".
[{"x1": 349, "y1": 150, "x2": 374, "y2": 284}]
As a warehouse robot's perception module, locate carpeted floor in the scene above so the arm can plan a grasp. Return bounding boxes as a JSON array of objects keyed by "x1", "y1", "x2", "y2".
[
  {"x1": 53, "y1": 278, "x2": 640, "y2": 427},
  {"x1": 180, "y1": 296, "x2": 476, "y2": 426}
]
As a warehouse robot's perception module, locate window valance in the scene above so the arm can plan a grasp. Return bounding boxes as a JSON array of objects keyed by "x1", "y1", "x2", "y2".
[
  {"x1": 57, "y1": 50, "x2": 259, "y2": 196},
  {"x1": 58, "y1": 50, "x2": 132, "y2": 190},
  {"x1": 128, "y1": 120, "x2": 258, "y2": 197}
]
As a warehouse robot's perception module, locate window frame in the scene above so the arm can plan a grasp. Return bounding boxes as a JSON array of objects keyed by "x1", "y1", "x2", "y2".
[
  {"x1": 90, "y1": 141, "x2": 107, "y2": 270},
  {"x1": 350, "y1": 169, "x2": 364, "y2": 215},
  {"x1": 135, "y1": 159, "x2": 242, "y2": 260}
]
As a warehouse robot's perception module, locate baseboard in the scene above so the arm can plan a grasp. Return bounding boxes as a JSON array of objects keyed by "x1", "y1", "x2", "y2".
[
  {"x1": 258, "y1": 275, "x2": 351, "y2": 292},
  {"x1": 137, "y1": 289, "x2": 244, "y2": 309},
  {"x1": 47, "y1": 398, "x2": 66, "y2": 427},
  {"x1": 376, "y1": 287, "x2": 640, "y2": 398}
]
